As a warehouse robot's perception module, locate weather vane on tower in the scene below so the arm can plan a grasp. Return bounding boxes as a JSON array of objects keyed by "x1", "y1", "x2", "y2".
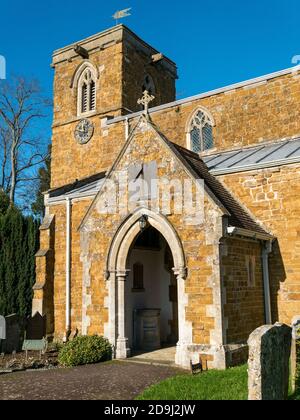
[{"x1": 112, "y1": 8, "x2": 132, "y2": 25}]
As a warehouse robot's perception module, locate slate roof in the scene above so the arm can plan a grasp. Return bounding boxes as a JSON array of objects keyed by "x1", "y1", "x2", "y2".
[
  {"x1": 204, "y1": 137, "x2": 300, "y2": 174},
  {"x1": 168, "y1": 142, "x2": 268, "y2": 235},
  {"x1": 47, "y1": 172, "x2": 106, "y2": 199}
]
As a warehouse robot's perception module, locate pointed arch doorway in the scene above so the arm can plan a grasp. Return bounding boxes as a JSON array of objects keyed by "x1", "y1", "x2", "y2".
[
  {"x1": 105, "y1": 209, "x2": 192, "y2": 367},
  {"x1": 127, "y1": 226, "x2": 178, "y2": 354}
]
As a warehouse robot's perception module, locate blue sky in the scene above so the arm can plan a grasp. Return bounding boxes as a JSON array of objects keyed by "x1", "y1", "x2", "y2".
[{"x1": 0, "y1": 0, "x2": 299, "y2": 130}]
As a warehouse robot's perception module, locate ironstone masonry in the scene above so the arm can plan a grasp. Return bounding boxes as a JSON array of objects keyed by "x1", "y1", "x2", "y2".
[{"x1": 32, "y1": 24, "x2": 300, "y2": 369}]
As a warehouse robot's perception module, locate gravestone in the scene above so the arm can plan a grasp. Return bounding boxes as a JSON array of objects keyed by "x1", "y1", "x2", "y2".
[
  {"x1": 0, "y1": 316, "x2": 5, "y2": 340},
  {"x1": 22, "y1": 314, "x2": 47, "y2": 360},
  {"x1": 3, "y1": 314, "x2": 24, "y2": 354},
  {"x1": 0, "y1": 316, "x2": 6, "y2": 353},
  {"x1": 248, "y1": 323, "x2": 292, "y2": 400},
  {"x1": 291, "y1": 316, "x2": 300, "y2": 393},
  {"x1": 22, "y1": 338, "x2": 48, "y2": 360},
  {"x1": 25, "y1": 313, "x2": 46, "y2": 340}
]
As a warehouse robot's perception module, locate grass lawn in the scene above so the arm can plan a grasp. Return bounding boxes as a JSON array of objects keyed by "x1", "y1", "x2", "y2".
[
  {"x1": 290, "y1": 372, "x2": 300, "y2": 400},
  {"x1": 137, "y1": 365, "x2": 248, "y2": 401},
  {"x1": 137, "y1": 364, "x2": 300, "y2": 401}
]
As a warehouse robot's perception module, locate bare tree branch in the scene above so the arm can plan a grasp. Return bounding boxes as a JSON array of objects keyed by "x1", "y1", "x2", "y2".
[{"x1": 0, "y1": 76, "x2": 51, "y2": 206}]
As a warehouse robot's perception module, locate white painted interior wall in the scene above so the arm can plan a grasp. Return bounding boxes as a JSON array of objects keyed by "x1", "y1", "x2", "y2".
[{"x1": 125, "y1": 245, "x2": 173, "y2": 349}]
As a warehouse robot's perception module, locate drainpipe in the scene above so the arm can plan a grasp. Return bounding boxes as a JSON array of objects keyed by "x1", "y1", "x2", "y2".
[
  {"x1": 65, "y1": 197, "x2": 72, "y2": 340},
  {"x1": 227, "y1": 227, "x2": 273, "y2": 325},
  {"x1": 125, "y1": 117, "x2": 129, "y2": 141},
  {"x1": 262, "y1": 240, "x2": 272, "y2": 324}
]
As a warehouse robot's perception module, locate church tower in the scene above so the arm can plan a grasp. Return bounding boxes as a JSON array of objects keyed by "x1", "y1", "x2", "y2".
[{"x1": 50, "y1": 25, "x2": 178, "y2": 189}]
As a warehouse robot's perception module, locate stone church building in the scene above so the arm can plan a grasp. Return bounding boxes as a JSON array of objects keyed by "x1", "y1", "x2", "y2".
[{"x1": 33, "y1": 25, "x2": 300, "y2": 369}]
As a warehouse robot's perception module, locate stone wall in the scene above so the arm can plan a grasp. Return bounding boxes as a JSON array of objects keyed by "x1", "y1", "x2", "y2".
[
  {"x1": 219, "y1": 164, "x2": 300, "y2": 325},
  {"x1": 32, "y1": 215, "x2": 55, "y2": 336},
  {"x1": 51, "y1": 26, "x2": 300, "y2": 191},
  {"x1": 51, "y1": 28, "x2": 176, "y2": 190},
  {"x1": 122, "y1": 41, "x2": 176, "y2": 113},
  {"x1": 52, "y1": 199, "x2": 92, "y2": 339},
  {"x1": 51, "y1": 67, "x2": 300, "y2": 191},
  {"x1": 52, "y1": 43, "x2": 124, "y2": 128},
  {"x1": 149, "y1": 70, "x2": 300, "y2": 152},
  {"x1": 51, "y1": 38, "x2": 125, "y2": 189},
  {"x1": 221, "y1": 238, "x2": 265, "y2": 345}
]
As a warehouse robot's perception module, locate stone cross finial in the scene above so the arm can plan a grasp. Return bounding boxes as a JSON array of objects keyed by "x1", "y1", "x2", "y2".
[{"x1": 137, "y1": 90, "x2": 155, "y2": 114}]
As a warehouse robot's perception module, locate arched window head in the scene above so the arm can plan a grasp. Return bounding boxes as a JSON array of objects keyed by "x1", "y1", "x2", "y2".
[
  {"x1": 142, "y1": 74, "x2": 155, "y2": 96},
  {"x1": 188, "y1": 109, "x2": 214, "y2": 153},
  {"x1": 78, "y1": 68, "x2": 96, "y2": 116}
]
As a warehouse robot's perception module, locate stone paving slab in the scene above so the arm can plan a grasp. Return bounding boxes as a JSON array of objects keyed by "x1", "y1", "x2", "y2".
[
  {"x1": 131, "y1": 347, "x2": 177, "y2": 361},
  {"x1": 0, "y1": 361, "x2": 183, "y2": 400}
]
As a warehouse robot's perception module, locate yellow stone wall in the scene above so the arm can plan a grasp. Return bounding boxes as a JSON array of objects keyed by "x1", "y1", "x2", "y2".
[
  {"x1": 45, "y1": 199, "x2": 93, "y2": 339},
  {"x1": 32, "y1": 216, "x2": 55, "y2": 335},
  {"x1": 221, "y1": 238, "x2": 265, "y2": 344},
  {"x1": 51, "y1": 40, "x2": 124, "y2": 189},
  {"x1": 51, "y1": 67, "x2": 300, "y2": 190},
  {"x1": 122, "y1": 41, "x2": 176, "y2": 112},
  {"x1": 51, "y1": 204, "x2": 66, "y2": 336},
  {"x1": 82, "y1": 134, "x2": 223, "y2": 347},
  {"x1": 219, "y1": 164, "x2": 300, "y2": 325},
  {"x1": 51, "y1": 33, "x2": 176, "y2": 189},
  {"x1": 149, "y1": 71, "x2": 300, "y2": 152}
]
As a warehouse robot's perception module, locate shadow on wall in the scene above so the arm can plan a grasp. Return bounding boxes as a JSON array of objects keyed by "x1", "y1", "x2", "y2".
[{"x1": 269, "y1": 240, "x2": 287, "y2": 324}]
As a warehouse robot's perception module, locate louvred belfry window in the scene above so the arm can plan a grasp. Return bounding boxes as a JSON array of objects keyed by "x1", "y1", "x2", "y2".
[
  {"x1": 78, "y1": 68, "x2": 96, "y2": 115},
  {"x1": 81, "y1": 83, "x2": 88, "y2": 113},
  {"x1": 90, "y1": 80, "x2": 96, "y2": 111},
  {"x1": 189, "y1": 110, "x2": 214, "y2": 153}
]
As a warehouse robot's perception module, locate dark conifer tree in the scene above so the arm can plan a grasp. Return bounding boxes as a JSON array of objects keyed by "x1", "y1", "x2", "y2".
[{"x1": 0, "y1": 193, "x2": 39, "y2": 316}]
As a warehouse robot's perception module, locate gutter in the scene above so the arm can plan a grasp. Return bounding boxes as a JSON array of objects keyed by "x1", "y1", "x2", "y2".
[
  {"x1": 227, "y1": 226, "x2": 273, "y2": 242},
  {"x1": 227, "y1": 226, "x2": 273, "y2": 324},
  {"x1": 47, "y1": 192, "x2": 98, "y2": 205}
]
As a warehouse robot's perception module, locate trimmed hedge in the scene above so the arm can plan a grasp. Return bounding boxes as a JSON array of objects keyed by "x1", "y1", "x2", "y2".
[{"x1": 58, "y1": 335, "x2": 112, "y2": 367}]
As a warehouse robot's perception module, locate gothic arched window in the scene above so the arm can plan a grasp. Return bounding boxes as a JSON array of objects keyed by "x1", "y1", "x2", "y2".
[
  {"x1": 78, "y1": 68, "x2": 96, "y2": 115},
  {"x1": 188, "y1": 109, "x2": 214, "y2": 153}
]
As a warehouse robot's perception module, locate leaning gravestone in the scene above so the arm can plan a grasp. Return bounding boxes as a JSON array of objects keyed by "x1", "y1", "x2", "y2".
[{"x1": 248, "y1": 323, "x2": 292, "y2": 400}]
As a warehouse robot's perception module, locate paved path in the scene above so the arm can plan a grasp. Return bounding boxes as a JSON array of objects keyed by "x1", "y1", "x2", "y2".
[{"x1": 0, "y1": 361, "x2": 182, "y2": 400}]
